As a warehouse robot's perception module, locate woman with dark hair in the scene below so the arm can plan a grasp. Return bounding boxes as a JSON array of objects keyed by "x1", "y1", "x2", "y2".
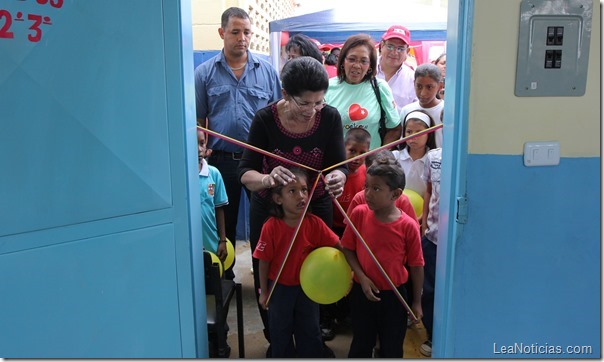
[
  {"x1": 432, "y1": 52, "x2": 446, "y2": 100},
  {"x1": 239, "y1": 56, "x2": 348, "y2": 356},
  {"x1": 325, "y1": 34, "x2": 401, "y2": 150},
  {"x1": 324, "y1": 52, "x2": 338, "y2": 78},
  {"x1": 285, "y1": 34, "x2": 324, "y2": 63}
]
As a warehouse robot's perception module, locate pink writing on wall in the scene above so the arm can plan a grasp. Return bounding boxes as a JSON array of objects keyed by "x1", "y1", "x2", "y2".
[{"x1": 0, "y1": 0, "x2": 63, "y2": 42}]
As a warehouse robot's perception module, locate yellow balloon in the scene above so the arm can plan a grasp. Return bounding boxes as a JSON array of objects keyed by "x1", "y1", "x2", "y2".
[
  {"x1": 300, "y1": 247, "x2": 352, "y2": 304},
  {"x1": 403, "y1": 189, "x2": 423, "y2": 218},
  {"x1": 223, "y1": 238, "x2": 235, "y2": 270},
  {"x1": 208, "y1": 251, "x2": 223, "y2": 277}
]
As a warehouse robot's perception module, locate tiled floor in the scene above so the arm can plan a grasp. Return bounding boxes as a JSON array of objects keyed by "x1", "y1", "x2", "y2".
[{"x1": 226, "y1": 240, "x2": 430, "y2": 358}]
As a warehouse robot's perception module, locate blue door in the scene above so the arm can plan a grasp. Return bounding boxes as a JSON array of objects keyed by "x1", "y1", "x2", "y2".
[{"x1": 0, "y1": 0, "x2": 206, "y2": 357}]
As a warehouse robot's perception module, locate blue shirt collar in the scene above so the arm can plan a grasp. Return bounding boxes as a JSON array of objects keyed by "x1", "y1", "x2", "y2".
[{"x1": 214, "y1": 50, "x2": 259, "y2": 68}]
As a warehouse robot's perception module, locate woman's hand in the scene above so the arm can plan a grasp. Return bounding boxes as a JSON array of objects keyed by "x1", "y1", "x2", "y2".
[
  {"x1": 270, "y1": 166, "x2": 295, "y2": 186},
  {"x1": 241, "y1": 167, "x2": 295, "y2": 192},
  {"x1": 325, "y1": 170, "x2": 346, "y2": 198}
]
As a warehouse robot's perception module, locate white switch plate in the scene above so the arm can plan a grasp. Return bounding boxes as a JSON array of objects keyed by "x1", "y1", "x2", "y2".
[{"x1": 524, "y1": 141, "x2": 560, "y2": 167}]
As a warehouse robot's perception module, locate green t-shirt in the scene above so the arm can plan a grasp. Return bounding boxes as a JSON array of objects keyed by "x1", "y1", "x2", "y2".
[{"x1": 325, "y1": 77, "x2": 400, "y2": 150}]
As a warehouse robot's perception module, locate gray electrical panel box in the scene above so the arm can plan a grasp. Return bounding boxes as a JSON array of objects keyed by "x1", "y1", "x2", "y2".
[{"x1": 514, "y1": 0, "x2": 592, "y2": 97}]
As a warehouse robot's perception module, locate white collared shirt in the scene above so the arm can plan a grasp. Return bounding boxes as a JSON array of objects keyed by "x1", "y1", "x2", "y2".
[
  {"x1": 199, "y1": 158, "x2": 209, "y2": 177},
  {"x1": 392, "y1": 147, "x2": 429, "y2": 197},
  {"x1": 376, "y1": 58, "x2": 418, "y2": 113}
]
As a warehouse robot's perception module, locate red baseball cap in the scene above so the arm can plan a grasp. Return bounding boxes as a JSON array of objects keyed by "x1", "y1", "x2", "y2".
[{"x1": 382, "y1": 25, "x2": 411, "y2": 45}]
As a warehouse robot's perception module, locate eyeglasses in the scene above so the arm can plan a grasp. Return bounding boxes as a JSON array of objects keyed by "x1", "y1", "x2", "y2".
[
  {"x1": 384, "y1": 44, "x2": 408, "y2": 53},
  {"x1": 291, "y1": 96, "x2": 326, "y2": 111},
  {"x1": 344, "y1": 56, "x2": 370, "y2": 66}
]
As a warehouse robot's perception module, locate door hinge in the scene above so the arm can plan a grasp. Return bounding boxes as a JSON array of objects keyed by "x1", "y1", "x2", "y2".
[{"x1": 456, "y1": 196, "x2": 468, "y2": 224}]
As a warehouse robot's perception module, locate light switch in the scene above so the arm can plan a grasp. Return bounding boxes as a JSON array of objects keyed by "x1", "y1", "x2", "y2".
[
  {"x1": 546, "y1": 26, "x2": 556, "y2": 45},
  {"x1": 555, "y1": 26, "x2": 564, "y2": 45},
  {"x1": 524, "y1": 141, "x2": 560, "y2": 167}
]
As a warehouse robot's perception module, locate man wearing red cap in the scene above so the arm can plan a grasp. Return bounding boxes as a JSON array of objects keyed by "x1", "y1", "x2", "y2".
[{"x1": 377, "y1": 25, "x2": 417, "y2": 112}]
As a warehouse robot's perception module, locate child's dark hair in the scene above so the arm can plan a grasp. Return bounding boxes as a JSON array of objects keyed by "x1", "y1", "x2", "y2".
[
  {"x1": 400, "y1": 109, "x2": 437, "y2": 150},
  {"x1": 345, "y1": 127, "x2": 371, "y2": 147},
  {"x1": 268, "y1": 167, "x2": 310, "y2": 218},
  {"x1": 364, "y1": 149, "x2": 397, "y2": 168},
  {"x1": 366, "y1": 152, "x2": 406, "y2": 190},
  {"x1": 415, "y1": 63, "x2": 442, "y2": 84}
]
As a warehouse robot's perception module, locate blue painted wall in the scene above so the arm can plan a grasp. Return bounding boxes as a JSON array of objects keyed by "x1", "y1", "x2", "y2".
[
  {"x1": 433, "y1": 0, "x2": 600, "y2": 358},
  {"x1": 449, "y1": 155, "x2": 600, "y2": 357},
  {"x1": 194, "y1": 50, "x2": 220, "y2": 68}
]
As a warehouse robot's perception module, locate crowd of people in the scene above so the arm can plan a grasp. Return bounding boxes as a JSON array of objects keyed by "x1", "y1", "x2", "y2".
[{"x1": 194, "y1": 6, "x2": 447, "y2": 358}]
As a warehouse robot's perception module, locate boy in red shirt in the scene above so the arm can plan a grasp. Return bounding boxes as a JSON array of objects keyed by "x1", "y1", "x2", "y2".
[
  {"x1": 333, "y1": 129, "x2": 371, "y2": 235},
  {"x1": 325, "y1": 128, "x2": 371, "y2": 340},
  {"x1": 341, "y1": 154, "x2": 424, "y2": 358},
  {"x1": 346, "y1": 150, "x2": 418, "y2": 224}
]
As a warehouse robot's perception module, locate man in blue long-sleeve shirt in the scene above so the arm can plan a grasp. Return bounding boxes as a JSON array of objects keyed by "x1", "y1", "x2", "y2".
[{"x1": 195, "y1": 7, "x2": 281, "y2": 281}]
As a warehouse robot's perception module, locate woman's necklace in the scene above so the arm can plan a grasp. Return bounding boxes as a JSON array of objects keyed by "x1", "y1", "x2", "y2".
[
  {"x1": 279, "y1": 100, "x2": 313, "y2": 133},
  {"x1": 284, "y1": 114, "x2": 312, "y2": 133}
]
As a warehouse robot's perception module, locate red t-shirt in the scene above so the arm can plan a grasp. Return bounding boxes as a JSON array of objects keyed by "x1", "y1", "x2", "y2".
[
  {"x1": 347, "y1": 189, "x2": 419, "y2": 225},
  {"x1": 341, "y1": 204, "x2": 424, "y2": 290},
  {"x1": 333, "y1": 164, "x2": 366, "y2": 228},
  {"x1": 253, "y1": 214, "x2": 340, "y2": 286}
]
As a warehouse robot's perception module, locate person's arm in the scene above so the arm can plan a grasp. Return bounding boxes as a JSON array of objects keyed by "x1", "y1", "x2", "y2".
[
  {"x1": 215, "y1": 207, "x2": 227, "y2": 261},
  {"x1": 421, "y1": 181, "x2": 432, "y2": 236},
  {"x1": 383, "y1": 123, "x2": 403, "y2": 146},
  {"x1": 341, "y1": 208, "x2": 380, "y2": 301},
  {"x1": 321, "y1": 108, "x2": 348, "y2": 197},
  {"x1": 322, "y1": 106, "x2": 348, "y2": 177},
  {"x1": 343, "y1": 248, "x2": 380, "y2": 302},
  {"x1": 258, "y1": 260, "x2": 270, "y2": 310},
  {"x1": 268, "y1": 68, "x2": 282, "y2": 103},
  {"x1": 239, "y1": 109, "x2": 271, "y2": 190},
  {"x1": 237, "y1": 107, "x2": 298, "y2": 190},
  {"x1": 241, "y1": 170, "x2": 275, "y2": 192},
  {"x1": 194, "y1": 65, "x2": 208, "y2": 126},
  {"x1": 405, "y1": 217, "x2": 424, "y2": 323},
  {"x1": 408, "y1": 266, "x2": 424, "y2": 323}
]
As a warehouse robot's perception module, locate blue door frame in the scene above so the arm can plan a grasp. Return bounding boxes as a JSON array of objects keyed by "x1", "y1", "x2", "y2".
[{"x1": 432, "y1": 0, "x2": 473, "y2": 357}]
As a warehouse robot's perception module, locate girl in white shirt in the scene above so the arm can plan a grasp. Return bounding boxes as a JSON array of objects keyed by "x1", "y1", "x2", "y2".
[{"x1": 392, "y1": 110, "x2": 437, "y2": 198}]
